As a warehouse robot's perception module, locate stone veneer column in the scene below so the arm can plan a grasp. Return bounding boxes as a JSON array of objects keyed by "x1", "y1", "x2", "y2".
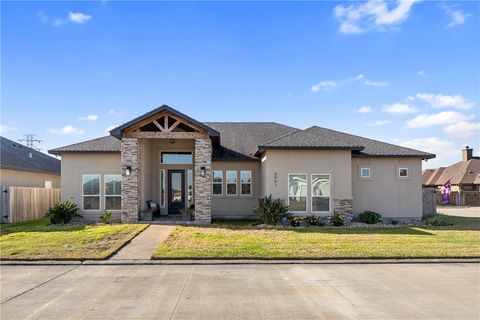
[
  {"x1": 194, "y1": 138, "x2": 212, "y2": 224},
  {"x1": 121, "y1": 138, "x2": 141, "y2": 222},
  {"x1": 333, "y1": 199, "x2": 353, "y2": 224}
]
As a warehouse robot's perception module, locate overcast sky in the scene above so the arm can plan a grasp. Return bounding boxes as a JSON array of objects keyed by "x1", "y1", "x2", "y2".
[{"x1": 1, "y1": 1, "x2": 479, "y2": 168}]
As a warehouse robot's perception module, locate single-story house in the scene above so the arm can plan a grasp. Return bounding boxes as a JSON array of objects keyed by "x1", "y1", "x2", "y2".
[
  {"x1": 49, "y1": 105, "x2": 435, "y2": 223},
  {"x1": 1, "y1": 136, "x2": 60, "y2": 188},
  {"x1": 423, "y1": 147, "x2": 480, "y2": 206}
]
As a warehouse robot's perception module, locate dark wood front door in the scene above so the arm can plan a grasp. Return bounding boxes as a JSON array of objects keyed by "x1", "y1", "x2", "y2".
[{"x1": 168, "y1": 170, "x2": 185, "y2": 215}]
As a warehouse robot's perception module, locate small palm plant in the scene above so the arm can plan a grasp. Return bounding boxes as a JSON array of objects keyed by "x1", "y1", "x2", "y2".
[
  {"x1": 46, "y1": 200, "x2": 82, "y2": 224},
  {"x1": 255, "y1": 195, "x2": 289, "y2": 225}
]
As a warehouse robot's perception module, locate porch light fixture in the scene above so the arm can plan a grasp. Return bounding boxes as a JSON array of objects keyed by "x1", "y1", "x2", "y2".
[
  {"x1": 200, "y1": 166, "x2": 206, "y2": 177},
  {"x1": 125, "y1": 166, "x2": 132, "y2": 176},
  {"x1": 170, "y1": 139, "x2": 175, "y2": 144}
]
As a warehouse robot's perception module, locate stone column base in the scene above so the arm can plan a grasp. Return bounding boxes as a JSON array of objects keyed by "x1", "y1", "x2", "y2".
[{"x1": 333, "y1": 199, "x2": 353, "y2": 224}]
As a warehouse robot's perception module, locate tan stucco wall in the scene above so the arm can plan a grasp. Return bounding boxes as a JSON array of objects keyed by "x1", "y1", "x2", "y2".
[
  {"x1": 261, "y1": 150, "x2": 352, "y2": 214},
  {"x1": 211, "y1": 161, "x2": 261, "y2": 218},
  {"x1": 351, "y1": 158, "x2": 423, "y2": 219},
  {"x1": 0, "y1": 168, "x2": 60, "y2": 188},
  {"x1": 60, "y1": 153, "x2": 121, "y2": 220}
]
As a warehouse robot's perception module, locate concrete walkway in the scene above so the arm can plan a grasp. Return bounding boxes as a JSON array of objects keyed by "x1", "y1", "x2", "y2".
[
  {"x1": 438, "y1": 206, "x2": 480, "y2": 218},
  {"x1": 110, "y1": 225, "x2": 175, "y2": 260}
]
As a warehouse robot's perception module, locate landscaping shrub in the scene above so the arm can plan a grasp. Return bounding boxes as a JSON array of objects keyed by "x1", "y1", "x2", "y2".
[
  {"x1": 359, "y1": 211, "x2": 382, "y2": 224},
  {"x1": 305, "y1": 215, "x2": 323, "y2": 226},
  {"x1": 329, "y1": 212, "x2": 345, "y2": 226},
  {"x1": 179, "y1": 205, "x2": 195, "y2": 221},
  {"x1": 46, "y1": 200, "x2": 82, "y2": 224},
  {"x1": 100, "y1": 211, "x2": 112, "y2": 224},
  {"x1": 423, "y1": 214, "x2": 452, "y2": 226},
  {"x1": 255, "y1": 195, "x2": 289, "y2": 225},
  {"x1": 288, "y1": 216, "x2": 304, "y2": 227}
]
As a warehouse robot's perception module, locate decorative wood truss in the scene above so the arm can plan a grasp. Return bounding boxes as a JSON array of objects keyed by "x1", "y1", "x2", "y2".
[{"x1": 124, "y1": 111, "x2": 208, "y2": 139}]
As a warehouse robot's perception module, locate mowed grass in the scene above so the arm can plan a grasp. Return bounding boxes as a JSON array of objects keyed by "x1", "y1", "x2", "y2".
[
  {"x1": 0, "y1": 219, "x2": 148, "y2": 260},
  {"x1": 152, "y1": 216, "x2": 480, "y2": 259}
]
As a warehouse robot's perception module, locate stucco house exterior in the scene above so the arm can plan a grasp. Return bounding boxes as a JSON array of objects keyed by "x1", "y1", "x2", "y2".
[
  {"x1": 49, "y1": 105, "x2": 435, "y2": 223},
  {"x1": 1, "y1": 136, "x2": 60, "y2": 188}
]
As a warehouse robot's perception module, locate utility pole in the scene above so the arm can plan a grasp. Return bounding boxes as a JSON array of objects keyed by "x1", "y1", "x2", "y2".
[{"x1": 18, "y1": 134, "x2": 42, "y2": 152}]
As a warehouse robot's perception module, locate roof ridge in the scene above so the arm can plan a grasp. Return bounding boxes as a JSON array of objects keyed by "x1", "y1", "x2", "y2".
[
  {"x1": 49, "y1": 136, "x2": 112, "y2": 151},
  {"x1": 306, "y1": 125, "x2": 433, "y2": 155},
  {"x1": 259, "y1": 129, "x2": 303, "y2": 146}
]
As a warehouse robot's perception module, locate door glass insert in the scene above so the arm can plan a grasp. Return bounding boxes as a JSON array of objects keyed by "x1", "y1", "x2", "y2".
[{"x1": 171, "y1": 172, "x2": 183, "y2": 203}]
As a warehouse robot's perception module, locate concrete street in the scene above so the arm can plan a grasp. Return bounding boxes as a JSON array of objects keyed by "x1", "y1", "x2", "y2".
[
  {"x1": 438, "y1": 206, "x2": 480, "y2": 218},
  {"x1": 1, "y1": 263, "x2": 479, "y2": 319}
]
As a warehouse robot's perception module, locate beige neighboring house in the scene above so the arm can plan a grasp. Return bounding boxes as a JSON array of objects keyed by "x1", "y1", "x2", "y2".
[
  {"x1": 49, "y1": 105, "x2": 435, "y2": 223},
  {"x1": 1, "y1": 136, "x2": 60, "y2": 188},
  {"x1": 423, "y1": 147, "x2": 480, "y2": 206}
]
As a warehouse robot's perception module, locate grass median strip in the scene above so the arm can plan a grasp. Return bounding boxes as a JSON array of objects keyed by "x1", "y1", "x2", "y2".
[
  {"x1": 152, "y1": 217, "x2": 480, "y2": 259},
  {"x1": 0, "y1": 219, "x2": 148, "y2": 260}
]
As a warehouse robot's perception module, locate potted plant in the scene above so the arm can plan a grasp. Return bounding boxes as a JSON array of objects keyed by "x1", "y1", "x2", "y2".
[{"x1": 179, "y1": 205, "x2": 195, "y2": 221}]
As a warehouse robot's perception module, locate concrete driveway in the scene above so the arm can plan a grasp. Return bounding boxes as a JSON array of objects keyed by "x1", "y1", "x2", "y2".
[
  {"x1": 1, "y1": 263, "x2": 479, "y2": 319},
  {"x1": 438, "y1": 206, "x2": 480, "y2": 218}
]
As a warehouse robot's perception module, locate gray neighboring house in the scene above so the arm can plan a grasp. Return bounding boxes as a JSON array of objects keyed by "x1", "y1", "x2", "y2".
[
  {"x1": 49, "y1": 105, "x2": 435, "y2": 223},
  {"x1": 1, "y1": 136, "x2": 60, "y2": 188}
]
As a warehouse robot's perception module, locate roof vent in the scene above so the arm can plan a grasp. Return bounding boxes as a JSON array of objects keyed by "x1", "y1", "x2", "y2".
[{"x1": 29, "y1": 152, "x2": 33, "y2": 158}]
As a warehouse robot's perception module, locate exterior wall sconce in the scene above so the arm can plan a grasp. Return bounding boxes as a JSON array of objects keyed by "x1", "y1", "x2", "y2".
[
  {"x1": 125, "y1": 166, "x2": 132, "y2": 176},
  {"x1": 170, "y1": 139, "x2": 175, "y2": 144},
  {"x1": 200, "y1": 166, "x2": 206, "y2": 177}
]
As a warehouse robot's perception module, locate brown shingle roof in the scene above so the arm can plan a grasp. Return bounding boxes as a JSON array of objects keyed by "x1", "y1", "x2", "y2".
[
  {"x1": 49, "y1": 136, "x2": 121, "y2": 155},
  {"x1": 423, "y1": 158, "x2": 480, "y2": 186}
]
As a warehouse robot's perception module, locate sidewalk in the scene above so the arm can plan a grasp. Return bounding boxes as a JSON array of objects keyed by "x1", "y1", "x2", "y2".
[{"x1": 109, "y1": 224, "x2": 175, "y2": 260}]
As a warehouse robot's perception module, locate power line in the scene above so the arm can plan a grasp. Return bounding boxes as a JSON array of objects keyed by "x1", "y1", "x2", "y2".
[{"x1": 18, "y1": 134, "x2": 42, "y2": 151}]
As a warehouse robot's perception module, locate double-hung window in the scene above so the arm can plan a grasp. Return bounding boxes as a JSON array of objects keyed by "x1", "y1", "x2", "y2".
[
  {"x1": 105, "y1": 175, "x2": 122, "y2": 210},
  {"x1": 311, "y1": 174, "x2": 330, "y2": 212},
  {"x1": 212, "y1": 170, "x2": 223, "y2": 196},
  {"x1": 83, "y1": 175, "x2": 100, "y2": 210},
  {"x1": 226, "y1": 171, "x2": 237, "y2": 195},
  {"x1": 240, "y1": 170, "x2": 252, "y2": 196},
  {"x1": 288, "y1": 174, "x2": 307, "y2": 212}
]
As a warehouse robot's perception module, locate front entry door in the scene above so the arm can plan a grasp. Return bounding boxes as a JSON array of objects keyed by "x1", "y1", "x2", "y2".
[{"x1": 168, "y1": 170, "x2": 185, "y2": 215}]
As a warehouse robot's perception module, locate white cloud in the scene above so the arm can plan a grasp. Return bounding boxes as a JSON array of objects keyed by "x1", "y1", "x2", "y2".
[
  {"x1": 417, "y1": 70, "x2": 426, "y2": 77},
  {"x1": 406, "y1": 111, "x2": 472, "y2": 128},
  {"x1": 105, "y1": 125, "x2": 119, "y2": 133},
  {"x1": 311, "y1": 81, "x2": 336, "y2": 93},
  {"x1": 364, "y1": 80, "x2": 388, "y2": 87},
  {"x1": 443, "y1": 121, "x2": 480, "y2": 138},
  {"x1": 382, "y1": 103, "x2": 417, "y2": 114},
  {"x1": 358, "y1": 106, "x2": 373, "y2": 113},
  {"x1": 353, "y1": 74, "x2": 365, "y2": 81},
  {"x1": 442, "y1": 6, "x2": 470, "y2": 28},
  {"x1": 78, "y1": 114, "x2": 99, "y2": 121},
  {"x1": 69, "y1": 12, "x2": 92, "y2": 24},
  {"x1": 368, "y1": 120, "x2": 391, "y2": 126},
  {"x1": 0, "y1": 124, "x2": 16, "y2": 134},
  {"x1": 400, "y1": 137, "x2": 459, "y2": 168},
  {"x1": 333, "y1": 0, "x2": 419, "y2": 34},
  {"x1": 47, "y1": 125, "x2": 85, "y2": 135},
  {"x1": 415, "y1": 92, "x2": 475, "y2": 110},
  {"x1": 38, "y1": 11, "x2": 91, "y2": 26}
]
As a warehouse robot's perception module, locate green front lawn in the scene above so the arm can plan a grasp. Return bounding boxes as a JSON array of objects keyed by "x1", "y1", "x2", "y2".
[
  {"x1": 0, "y1": 219, "x2": 148, "y2": 260},
  {"x1": 152, "y1": 216, "x2": 480, "y2": 259}
]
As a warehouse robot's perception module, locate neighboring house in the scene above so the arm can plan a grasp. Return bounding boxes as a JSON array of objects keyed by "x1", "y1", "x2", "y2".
[
  {"x1": 423, "y1": 147, "x2": 480, "y2": 206},
  {"x1": 1, "y1": 136, "x2": 60, "y2": 188},
  {"x1": 49, "y1": 105, "x2": 435, "y2": 223}
]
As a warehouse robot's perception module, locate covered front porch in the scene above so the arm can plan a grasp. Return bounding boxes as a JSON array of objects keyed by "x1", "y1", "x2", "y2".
[{"x1": 110, "y1": 106, "x2": 218, "y2": 224}]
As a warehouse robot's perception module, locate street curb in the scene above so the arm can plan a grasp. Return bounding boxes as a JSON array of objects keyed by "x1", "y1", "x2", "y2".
[{"x1": 2, "y1": 258, "x2": 479, "y2": 266}]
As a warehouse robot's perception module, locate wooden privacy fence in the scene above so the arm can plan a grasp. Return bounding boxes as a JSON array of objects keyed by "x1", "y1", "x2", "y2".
[
  {"x1": 422, "y1": 187, "x2": 437, "y2": 216},
  {"x1": 1, "y1": 186, "x2": 60, "y2": 223}
]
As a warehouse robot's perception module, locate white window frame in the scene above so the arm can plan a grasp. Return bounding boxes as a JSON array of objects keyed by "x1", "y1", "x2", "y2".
[
  {"x1": 212, "y1": 170, "x2": 223, "y2": 196},
  {"x1": 287, "y1": 173, "x2": 308, "y2": 213},
  {"x1": 226, "y1": 170, "x2": 238, "y2": 196},
  {"x1": 398, "y1": 167, "x2": 409, "y2": 178},
  {"x1": 104, "y1": 174, "x2": 122, "y2": 211},
  {"x1": 360, "y1": 167, "x2": 371, "y2": 178},
  {"x1": 82, "y1": 174, "x2": 101, "y2": 211},
  {"x1": 311, "y1": 173, "x2": 331, "y2": 214},
  {"x1": 240, "y1": 170, "x2": 253, "y2": 196},
  {"x1": 159, "y1": 169, "x2": 166, "y2": 208}
]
